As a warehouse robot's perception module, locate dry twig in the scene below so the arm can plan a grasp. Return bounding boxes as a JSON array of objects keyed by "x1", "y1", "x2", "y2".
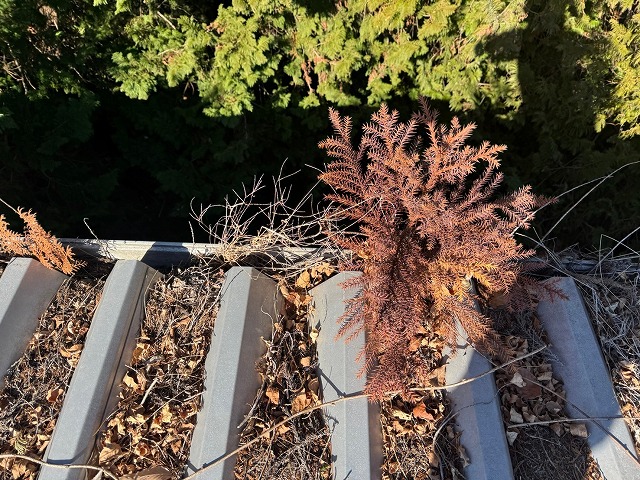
[{"x1": 184, "y1": 347, "x2": 549, "y2": 480}]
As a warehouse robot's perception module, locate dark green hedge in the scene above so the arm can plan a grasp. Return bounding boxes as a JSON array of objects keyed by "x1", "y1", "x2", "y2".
[{"x1": 1, "y1": 0, "x2": 638, "y2": 248}]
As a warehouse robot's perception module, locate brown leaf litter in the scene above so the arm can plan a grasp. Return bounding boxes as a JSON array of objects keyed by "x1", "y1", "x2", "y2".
[
  {"x1": 574, "y1": 262, "x2": 640, "y2": 457},
  {"x1": 380, "y1": 326, "x2": 464, "y2": 480},
  {"x1": 0, "y1": 273, "x2": 108, "y2": 480},
  {"x1": 233, "y1": 265, "x2": 334, "y2": 480},
  {"x1": 96, "y1": 263, "x2": 223, "y2": 479},
  {"x1": 233, "y1": 262, "x2": 465, "y2": 480},
  {"x1": 485, "y1": 303, "x2": 604, "y2": 480}
]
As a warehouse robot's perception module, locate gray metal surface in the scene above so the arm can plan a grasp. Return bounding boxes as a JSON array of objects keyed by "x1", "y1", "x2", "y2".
[
  {"x1": 537, "y1": 276, "x2": 640, "y2": 480},
  {"x1": 187, "y1": 267, "x2": 279, "y2": 480},
  {"x1": 39, "y1": 260, "x2": 158, "y2": 480},
  {"x1": 60, "y1": 238, "x2": 337, "y2": 270},
  {"x1": 445, "y1": 320, "x2": 514, "y2": 480},
  {"x1": 310, "y1": 272, "x2": 383, "y2": 480},
  {"x1": 0, "y1": 257, "x2": 66, "y2": 382}
]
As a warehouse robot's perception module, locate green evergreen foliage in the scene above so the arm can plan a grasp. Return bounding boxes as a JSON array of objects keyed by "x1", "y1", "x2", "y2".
[
  {"x1": 0, "y1": 0, "x2": 638, "y2": 246},
  {"x1": 0, "y1": 0, "x2": 118, "y2": 95}
]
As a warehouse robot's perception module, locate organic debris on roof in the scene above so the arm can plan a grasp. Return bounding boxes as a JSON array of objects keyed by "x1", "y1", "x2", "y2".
[
  {"x1": 233, "y1": 266, "x2": 333, "y2": 480},
  {"x1": 380, "y1": 326, "x2": 464, "y2": 480},
  {"x1": 0, "y1": 275, "x2": 106, "y2": 480},
  {"x1": 485, "y1": 302, "x2": 604, "y2": 480},
  {"x1": 574, "y1": 260, "x2": 640, "y2": 456},
  {"x1": 96, "y1": 263, "x2": 223, "y2": 479}
]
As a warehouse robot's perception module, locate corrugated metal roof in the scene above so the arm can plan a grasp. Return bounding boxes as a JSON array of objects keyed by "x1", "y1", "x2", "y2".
[{"x1": 0, "y1": 241, "x2": 638, "y2": 479}]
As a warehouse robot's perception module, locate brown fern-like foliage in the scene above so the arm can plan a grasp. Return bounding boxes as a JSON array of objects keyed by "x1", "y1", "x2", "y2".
[
  {"x1": 318, "y1": 99, "x2": 553, "y2": 401},
  {"x1": 0, "y1": 207, "x2": 78, "y2": 275}
]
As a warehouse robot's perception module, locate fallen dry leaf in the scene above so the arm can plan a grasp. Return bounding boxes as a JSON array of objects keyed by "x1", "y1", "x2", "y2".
[
  {"x1": 299, "y1": 356, "x2": 311, "y2": 367},
  {"x1": 550, "y1": 422, "x2": 564, "y2": 436},
  {"x1": 537, "y1": 371, "x2": 553, "y2": 381},
  {"x1": 134, "y1": 441, "x2": 150, "y2": 456},
  {"x1": 412, "y1": 403, "x2": 434, "y2": 421},
  {"x1": 46, "y1": 388, "x2": 64, "y2": 404},
  {"x1": 516, "y1": 368, "x2": 542, "y2": 400},
  {"x1": 506, "y1": 430, "x2": 519, "y2": 445},
  {"x1": 99, "y1": 442, "x2": 122, "y2": 464},
  {"x1": 569, "y1": 423, "x2": 588, "y2": 438},
  {"x1": 295, "y1": 271, "x2": 312, "y2": 289},
  {"x1": 266, "y1": 386, "x2": 280, "y2": 405},
  {"x1": 391, "y1": 409, "x2": 412, "y2": 421},
  {"x1": 291, "y1": 393, "x2": 309, "y2": 414},
  {"x1": 546, "y1": 400, "x2": 562, "y2": 414},
  {"x1": 391, "y1": 420, "x2": 410, "y2": 435},
  {"x1": 131, "y1": 344, "x2": 149, "y2": 364},
  {"x1": 123, "y1": 373, "x2": 138, "y2": 389},
  {"x1": 310, "y1": 262, "x2": 334, "y2": 280},
  {"x1": 510, "y1": 372, "x2": 526, "y2": 388},
  {"x1": 408, "y1": 337, "x2": 422, "y2": 352},
  {"x1": 307, "y1": 377, "x2": 319, "y2": 394},
  {"x1": 119, "y1": 465, "x2": 172, "y2": 480},
  {"x1": 160, "y1": 404, "x2": 172, "y2": 423},
  {"x1": 429, "y1": 365, "x2": 446, "y2": 386},
  {"x1": 522, "y1": 408, "x2": 537, "y2": 423},
  {"x1": 510, "y1": 407, "x2": 524, "y2": 424},
  {"x1": 59, "y1": 343, "x2": 83, "y2": 358}
]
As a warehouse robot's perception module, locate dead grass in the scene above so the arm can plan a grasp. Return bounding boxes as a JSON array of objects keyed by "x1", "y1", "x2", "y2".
[
  {"x1": 191, "y1": 173, "x2": 345, "y2": 281},
  {"x1": 96, "y1": 262, "x2": 224, "y2": 479},
  {"x1": 510, "y1": 425, "x2": 604, "y2": 480},
  {"x1": 0, "y1": 273, "x2": 108, "y2": 480}
]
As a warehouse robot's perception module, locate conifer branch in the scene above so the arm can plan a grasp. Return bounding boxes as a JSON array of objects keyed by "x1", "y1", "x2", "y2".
[{"x1": 319, "y1": 99, "x2": 552, "y2": 400}]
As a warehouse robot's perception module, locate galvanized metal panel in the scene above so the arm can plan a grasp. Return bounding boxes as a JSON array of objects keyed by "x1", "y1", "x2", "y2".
[
  {"x1": 0, "y1": 258, "x2": 66, "y2": 382},
  {"x1": 538, "y1": 277, "x2": 640, "y2": 480},
  {"x1": 39, "y1": 260, "x2": 158, "y2": 480},
  {"x1": 445, "y1": 320, "x2": 514, "y2": 480},
  {"x1": 310, "y1": 272, "x2": 383, "y2": 480},
  {"x1": 187, "y1": 267, "x2": 278, "y2": 480}
]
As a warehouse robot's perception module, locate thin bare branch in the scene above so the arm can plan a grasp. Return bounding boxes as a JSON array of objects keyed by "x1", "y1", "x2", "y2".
[
  {"x1": 0, "y1": 454, "x2": 119, "y2": 480},
  {"x1": 184, "y1": 346, "x2": 548, "y2": 480}
]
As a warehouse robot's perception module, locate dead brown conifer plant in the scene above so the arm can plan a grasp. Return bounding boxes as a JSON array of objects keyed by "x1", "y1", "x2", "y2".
[
  {"x1": 0, "y1": 199, "x2": 78, "y2": 275},
  {"x1": 319, "y1": 99, "x2": 553, "y2": 400}
]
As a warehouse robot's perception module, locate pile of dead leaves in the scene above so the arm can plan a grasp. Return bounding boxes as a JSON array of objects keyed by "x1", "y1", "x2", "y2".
[
  {"x1": 495, "y1": 335, "x2": 586, "y2": 442},
  {"x1": 96, "y1": 264, "x2": 223, "y2": 479},
  {"x1": 234, "y1": 264, "x2": 334, "y2": 480},
  {"x1": 0, "y1": 275, "x2": 106, "y2": 480},
  {"x1": 488, "y1": 307, "x2": 603, "y2": 480},
  {"x1": 380, "y1": 326, "x2": 463, "y2": 480}
]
